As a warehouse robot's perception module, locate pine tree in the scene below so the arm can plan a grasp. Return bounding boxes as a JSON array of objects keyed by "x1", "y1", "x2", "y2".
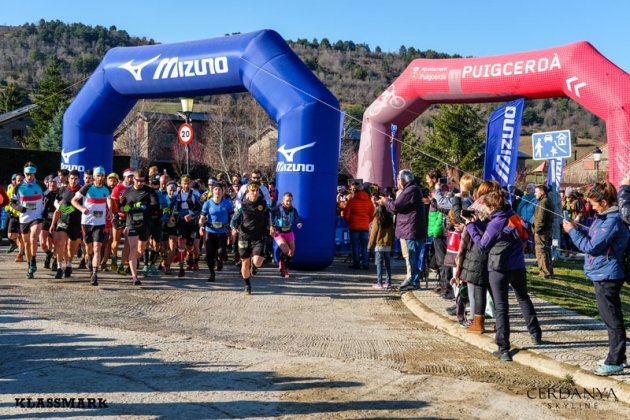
[
  {"x1": 39, "y1": 104, "x2": 65, "y2": 152},
  {"x1": 26, "y1": 57, "x2": 71, "y2": 149},
  {"x1": 0, "y1": 82, "x2": 25, "y2": 114}
]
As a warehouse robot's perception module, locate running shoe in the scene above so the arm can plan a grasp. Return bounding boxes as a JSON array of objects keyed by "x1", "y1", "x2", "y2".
[
  {"x1": 383, "y1": 283, "x2": 391, "y2": 289},
  {"x1": 78, "y1": 259, "x2": 87, "y2": 269},
  {"x1": 492, "y1": 350, "x2": 512, "y2": 362},
  {"x1": 26, "y1": 271, "x2": 33, "y2": 279},
  {"x1": 64, "y1": 266, "x2": 72, "y2": 278},
  {"x1": 149, "y1": 264, "x2": 159, "y2": 275},
  {"x1": 178, "y1": 267, "x2": 185, "y2": 278},
  {"x1": 117, "y1": 266, "x2": 127, "y2": 276},
  {"x1": 90, "y1": 273, "x2": 98, "y2": 286},
  {"x1": 250, "y1": 264, "x2": 258, "y2": 277},
  {"x1": 133, "y1": 277, "x2": 142, "y2": 286},
  {"x1": 244, "y1": 285, "x2": 251, "y2": 295},
  {"x1": 54, "y1": 268, "x2": 63, "y2": 279},
  {"x1": 7, "y1": 243, "x2": 18, "y2": 253},
  {"x1": 216, "y1": 260, "x2": 223, "y2": 271},
  {"x1": 164, "y1": 265, "x2": 172, "y2": 275},
  {"x1": 207, "y1": 272, "x2": 215, "y2": 282},
  {"x1": 110, "y1": 259, "x2": 118, "y2": 272},
  {"x1": 372, "y1": 283, "x2": 383, "y2": 289},
  {"x1": 100, "y1": 262, "x2": 108, "y2": 271},
  {"x1": 141, "y1": 265, "x2": 149, "y2": 277},
  {"x1": 29, "y1": 265, "x2": 37, "y2": 274},
  {"x1": 192, "y1": 262, "x2": 199, "y2": 271},
  {"x1": 51, "y1": 257, "x2": 57, "y2": 271},
  {"x1": 126, "y1": 265, "x2": 132, "y2": 275},
  {"x1": 44, "y1": 254, "x2": 52, "y2": 269},
  {"x1": 592, "y1": 364, "x2": 623, "y2": 376}
]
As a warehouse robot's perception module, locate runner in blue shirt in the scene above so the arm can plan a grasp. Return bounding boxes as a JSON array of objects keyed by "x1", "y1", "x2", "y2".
[{"x1": 199, "y1": 183, "x2": 234, "y2": 282}]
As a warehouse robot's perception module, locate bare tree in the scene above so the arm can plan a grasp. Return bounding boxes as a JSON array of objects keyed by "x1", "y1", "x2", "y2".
[{"x1": 339, "y1": 140, "x2": 359, "y2": 177}]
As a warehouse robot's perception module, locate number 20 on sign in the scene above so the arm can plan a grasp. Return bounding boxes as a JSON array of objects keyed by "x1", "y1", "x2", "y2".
[{"x1": 178, "y1": 123, "x2": 194, "y2": 145}]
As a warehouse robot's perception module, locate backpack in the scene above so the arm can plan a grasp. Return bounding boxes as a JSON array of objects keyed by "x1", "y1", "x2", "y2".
[{"x1": 507, "y1": 214, "x2": 530, "y2": 251}]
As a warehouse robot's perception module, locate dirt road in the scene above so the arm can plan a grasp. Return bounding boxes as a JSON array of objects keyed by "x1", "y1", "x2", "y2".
[{"x1": 0, "y1": 254, "x2": 626, "y2": 418}]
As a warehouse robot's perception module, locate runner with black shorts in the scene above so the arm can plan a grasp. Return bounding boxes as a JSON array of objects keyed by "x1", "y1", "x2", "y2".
[
  {"x1": 10, "y1": 162, "x2": 45, "y2": 278},
  {"x1": 41, "y1": 175, "x2": 59, "y2": 270},
  {"x1": 230, "y1": 182, "x2": 268, "y2": 295},
  {"x1": 71, "y1": 166, "x2": 110, "y2": 286},
  {"x1": 162, "y1": 182, "x2": 179, "y2": 274},
  {"x1": 169, "y1": 176, "x2": 202, "y2": 278},
  {"x1": 6, "y1": 174, "x2": 25, "y2": 260},
  {"x1": 109, "y1": 168, "x2": 134, "y2": 275},
  {"x1": 199, "y1": 183, "x2": 234, "y2": 282},
  {"x1": 141, "y1": 178, "x2": 167, "y2": 276},
  {"x1": 119, "y1": 169, "x2": 160, "y2": 285},
  {"x1": 51, "y1": 170, "x2": 83, "y2": 279}
]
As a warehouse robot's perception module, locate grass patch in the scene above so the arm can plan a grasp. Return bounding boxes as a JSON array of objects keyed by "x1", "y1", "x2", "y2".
[{"x1": 526, "y1": 260, "x2": 630, "y2": 330}]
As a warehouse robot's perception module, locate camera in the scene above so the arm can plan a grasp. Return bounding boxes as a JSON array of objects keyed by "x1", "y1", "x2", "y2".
[{"x1": 438, "y1": 177, "x2": 448, "y2": 185}]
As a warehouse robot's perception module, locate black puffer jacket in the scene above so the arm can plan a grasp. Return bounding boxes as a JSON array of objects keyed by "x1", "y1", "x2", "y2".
[{"x1": 459, "y1": 229, "x2": 489, "y2": 286}]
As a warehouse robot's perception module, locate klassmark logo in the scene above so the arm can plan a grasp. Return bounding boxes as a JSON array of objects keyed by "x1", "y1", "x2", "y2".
[
  {"x1": 118, "y1": 55, "x2": 229, "y2": 81},
  {"x1": 61, "y1": 147, "x2": 87, "y2": 171},
  {"x1": 276, "y1": 142, "x2": 316, "y2": 173}
]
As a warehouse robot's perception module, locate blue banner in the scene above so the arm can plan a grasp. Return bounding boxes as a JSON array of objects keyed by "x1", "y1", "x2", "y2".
[
  {"x1": 390, "y1": 124, "x2": 398, "y2": 186},
  {"x1": 547, "y1": 158, "x2": 564, "y2": 191},
  {"x1": 483, "y1": 98, "x2": 524, "y2": 186}
]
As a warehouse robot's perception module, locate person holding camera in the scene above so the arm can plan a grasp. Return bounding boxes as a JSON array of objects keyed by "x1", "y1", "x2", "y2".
[
  {"x1": 378, "y1": 169, "x2": 427, "y2": 290},
  {"x1": 464, "y1": 190, "x2": 542, "y2": 362},
  {"x1": 565, "y1": 181, "x2": 628, "y2": 376}
]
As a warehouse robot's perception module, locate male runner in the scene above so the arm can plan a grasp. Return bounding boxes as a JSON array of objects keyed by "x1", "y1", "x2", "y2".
[
  {"x1": 119, "y1": 169, "x2": 160, "y2": 285},
  {"x1": 71, "y1": 166, "x2": 110, "y2": 286},
  {"x1": 41, "y1": 175, "x2": 60, "y2": 270},
  {"x1": 10, "y1": 162, "x2": 45, "y2": 278},
  {"x1": 109, "y1": 168, "x2": 134, "y2": 274},
  {"x1": 230, "y1": 182, "x2": 268, "y2": 295},
  {"x1": 169, "y1": 175, "x2": 202, "y2": 278}
]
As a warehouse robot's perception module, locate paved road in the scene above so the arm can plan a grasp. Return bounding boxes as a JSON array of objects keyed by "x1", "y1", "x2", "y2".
[{"x1": 1, "y1": 250, "x2": 628, "y2": 418}]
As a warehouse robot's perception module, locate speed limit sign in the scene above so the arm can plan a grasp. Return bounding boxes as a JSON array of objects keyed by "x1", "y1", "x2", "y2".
[{"x1": 178, "y1": 123, "x2": 194, "y2": 145}]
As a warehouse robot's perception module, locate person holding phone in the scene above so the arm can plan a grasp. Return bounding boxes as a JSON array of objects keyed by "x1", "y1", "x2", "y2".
[
  {"x1": 532, "y1": 184, "x2": 554, "y2": 279},
  {"x1": 564, "y1": 181, "x2": 628, "y2": 376}
]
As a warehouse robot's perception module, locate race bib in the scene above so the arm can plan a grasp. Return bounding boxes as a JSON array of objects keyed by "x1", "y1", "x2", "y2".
[
  {"x1": 190, "y1": 231, "x2": 197, "y2": 239},
  {"x1": 46, "y1": 212, "x2": 54, "y2": 220},
  {"x1": 238, "y1": 240, "x2": 249, "y2": 249},
  {"x1": 132, "y1": 213, "x2": 144, "y2": 222},
  {"x1": 211, "y1": 222, "x2": 224, "y2": 229},
  {"x1": 281, "y1": 226, "x2": 291, "y2": 232},
  {"x1": 57, "y1": 221, "x2": 68, "y2": 229},
  {"x1": 25, "y1": 203, "x2": 37, "y2": 210},
  {"x1": 93, "y1": 211, "x2": 104, "y2": 219}
]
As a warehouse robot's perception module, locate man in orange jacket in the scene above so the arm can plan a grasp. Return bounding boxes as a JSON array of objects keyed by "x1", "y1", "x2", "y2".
[{"x1": 344, "y1": 182, "x2": 374, "y2": 269}]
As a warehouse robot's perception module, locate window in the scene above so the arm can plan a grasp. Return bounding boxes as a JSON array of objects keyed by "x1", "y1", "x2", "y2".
[{"x1": 12, "y1": 129, "x2": 24, "y2": 139}]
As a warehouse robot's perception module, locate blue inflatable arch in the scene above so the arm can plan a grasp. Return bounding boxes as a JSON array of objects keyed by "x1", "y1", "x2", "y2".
[{"x1": 62, "y1": 30, "x2": 341, "y2": 270}]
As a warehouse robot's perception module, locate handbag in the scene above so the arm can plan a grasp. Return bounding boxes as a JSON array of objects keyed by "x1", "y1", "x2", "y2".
[{"x1": 487, "y1": 240, "x2": 512, "y2": 271}]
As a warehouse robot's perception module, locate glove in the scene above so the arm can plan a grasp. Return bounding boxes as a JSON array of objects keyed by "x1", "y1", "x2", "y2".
[
  {"x1": 134, "y1": 203, "x2": 147, "y2": 210},
  {"x1": 17, "y1": 205, "x2": 27, "y2": 213},
  {"x1": 122, "y1": 205, "x2": 131, "y2": 212}
]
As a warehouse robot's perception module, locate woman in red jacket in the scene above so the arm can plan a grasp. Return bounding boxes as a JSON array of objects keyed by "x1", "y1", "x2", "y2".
[{"x1": 344, "y1": 183, "x2": 374, "y2": 269}]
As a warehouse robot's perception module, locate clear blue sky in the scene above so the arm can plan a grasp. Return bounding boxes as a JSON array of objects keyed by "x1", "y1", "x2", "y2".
[{"x1": 2, "y1": 0, "x2": 629, "y2": 72}]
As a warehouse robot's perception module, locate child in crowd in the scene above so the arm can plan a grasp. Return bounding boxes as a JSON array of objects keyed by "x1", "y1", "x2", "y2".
[{"x1": 368, "y1": 203, "x2": 395, "y2": 288}]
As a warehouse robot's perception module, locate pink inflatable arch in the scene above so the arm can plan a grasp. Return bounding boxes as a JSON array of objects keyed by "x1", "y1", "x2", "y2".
[{"x1": 358, "y1": 41, "x2": 630, "y2": 187}]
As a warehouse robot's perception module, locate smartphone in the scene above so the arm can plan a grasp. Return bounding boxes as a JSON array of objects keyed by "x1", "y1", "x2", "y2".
[
  {"x1": 563, "y1": 210, "x2": 569, "y2": 220},
  {"x1": 461, "y1": 209, "x2": 474, "y2": 218},
  {"x1": 438, "y1": 177, "x2": 448, "y2": 185}
]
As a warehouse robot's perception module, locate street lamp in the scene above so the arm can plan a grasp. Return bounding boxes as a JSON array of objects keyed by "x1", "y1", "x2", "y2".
[
  {"x1": 180, "y1": 98, "x2": 195, "y2": 175},
  {"x1": 593, "y1": 146, "x2": 602, "y2": 183}
]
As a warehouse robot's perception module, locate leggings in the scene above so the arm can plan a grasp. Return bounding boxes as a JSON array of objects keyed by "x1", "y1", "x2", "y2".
[{"x1": 205, "y1": 233, "x2": 227, "y2": 272}]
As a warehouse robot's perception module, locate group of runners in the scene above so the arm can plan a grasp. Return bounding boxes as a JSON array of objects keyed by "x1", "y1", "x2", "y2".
[{"x1": 4, "y1": 163, "x2": 302, "y2": 294}]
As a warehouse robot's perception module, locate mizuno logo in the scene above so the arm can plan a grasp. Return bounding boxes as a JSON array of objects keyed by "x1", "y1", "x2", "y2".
[
  {"x1": 118, "y1": 55, "x2": 161, "y2": 81},
  {"x1": 61, "y1": 147, "x2": 86, "y2": 163},
  {"x1": 277, "y1": 142, "x2": 316, "y2": 162}
]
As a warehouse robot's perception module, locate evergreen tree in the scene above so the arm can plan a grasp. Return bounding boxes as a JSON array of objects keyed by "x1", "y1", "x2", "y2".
[
  {"x1": 408, "y1": 104, "x2": 485, "y2": 180},
  {"x1": 26, "y1": 57, "x2": 71, "y2": 149},
  {"x1": 39, "y1": 104, "x2": 65, "y2": 152},
  {"x1": 0, "y1": 82, "x2": 25, "y2": 114}
]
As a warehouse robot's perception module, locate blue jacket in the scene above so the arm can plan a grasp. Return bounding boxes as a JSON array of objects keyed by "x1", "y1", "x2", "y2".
[
  {"x1": 568, "y1": 206, "x2": 628, "y2": 281},
  {"x1": 466, "y1": 206, "x2": 525, "y2": 271},
  {"x1": 516, "y1": 192, "x2": 537, "y2": 225}
]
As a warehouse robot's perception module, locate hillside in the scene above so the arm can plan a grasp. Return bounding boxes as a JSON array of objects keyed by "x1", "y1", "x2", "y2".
[{"x1": 0, "y1": 20, "x2": 607, "y2": 145}]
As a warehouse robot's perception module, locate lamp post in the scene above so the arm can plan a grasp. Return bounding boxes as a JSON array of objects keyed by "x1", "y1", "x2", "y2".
[
  {"x1": 593, "y1": 146, "x2": 602, "y2": 183},
  {"x1": 180, "y1": 98, "x2": 195, "y2": 175}
]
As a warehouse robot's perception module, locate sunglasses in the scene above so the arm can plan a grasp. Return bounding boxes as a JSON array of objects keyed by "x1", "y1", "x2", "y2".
[{"x1": 135, "y1": 179, "x2": 145, "y2": 183}]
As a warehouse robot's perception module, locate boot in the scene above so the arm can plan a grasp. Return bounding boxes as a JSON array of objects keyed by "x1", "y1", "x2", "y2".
[{"x1": 468, "y1": 314, "x2": 486, "y2": 334}]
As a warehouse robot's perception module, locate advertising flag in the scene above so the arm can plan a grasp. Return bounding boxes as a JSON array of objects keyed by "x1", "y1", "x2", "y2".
[
  {"x1": 483, "y1": 98, "x2": 525, "y2": 186},
  {"x1": 547, "y1": 158, "x2": 564, "y2": 192},
  {"x1": 390, "y1": 124, "x2": 398, "y2": 186}
]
